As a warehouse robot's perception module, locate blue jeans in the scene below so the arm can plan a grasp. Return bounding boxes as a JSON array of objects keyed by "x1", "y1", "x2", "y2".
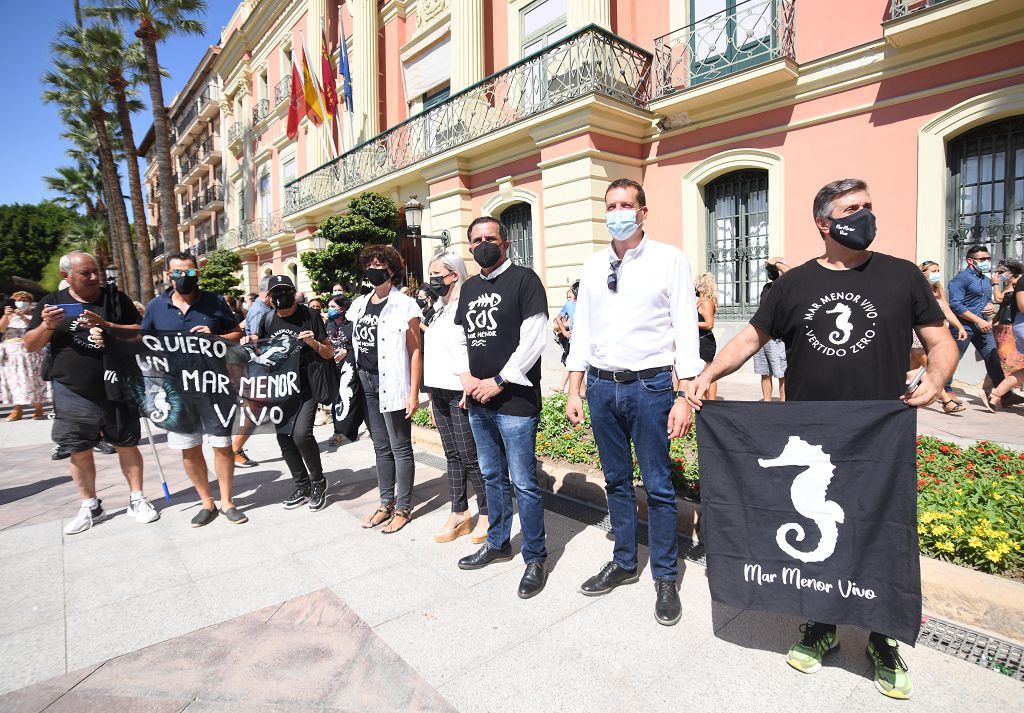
[
  {"x1": 467, "y1": 406, "x2": 546, "y2": 563},
  {"x1": 946, "y1": 323, "x2": 1002, "y2": 391},
  {"x1": 586, "y1": 369, "x2": 678, "y2": 581}
]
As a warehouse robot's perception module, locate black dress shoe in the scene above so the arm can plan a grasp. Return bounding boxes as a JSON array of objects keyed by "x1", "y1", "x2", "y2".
[
  {"x1": 580, "y1": 561, "x2": 639, "y2": 596},
  {"x1": 654, "y1": 578, "x2": 682, "y2": 626},
  {"x1": 518, "y1": 562, "x2": 547, "y2": 599},
  {"x1": 458, "y1": 544, "x2": 513, "y2": 570}
]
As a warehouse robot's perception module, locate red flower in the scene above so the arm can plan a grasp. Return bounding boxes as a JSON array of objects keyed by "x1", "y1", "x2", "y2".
[
  {"x1": 927, "y1": 454, "x2": 936, "y2": 461},
  {"x1": 999, "y1": 454, "x2": 1009, "y2": 461},
  {"x1": 939, "y1": 445, "x2": 950, "y2": 454}
]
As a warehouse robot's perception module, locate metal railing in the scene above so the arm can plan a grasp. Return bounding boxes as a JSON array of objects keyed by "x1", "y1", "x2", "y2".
[
  {"x1": 152, "y1": 239, "x2": 165, "y2": 259},
  {"x1": 891, "y1": 0, "x2": 957, "y2": 19},
  {"x1": 178, "y1": 155, "x2": 193, "y2": 177},
  {"x1": 227, "y1": 122, "x2": 244, "y2": 145},
  {"x1": 203, "y1": 185, "x2": 224, "y2": 206},
  {"x1": 252, "y1": 98, "x2": 271, "y2": 124},
  {"x1": 653, "y1": 0, "x2": 794, "y2": 97},
  {"x1": 190, "y1": 196, "x2": 203, "y2": 215},
  {"x1": 173, "y1": 85, "x2": 220, "y2": 138},
  {"x1": 218, "y1": 211, "x2": 288, "y2": 251},
  {"x1": 947, "y1": 219, "x2": 1024, "y2": 272},
  {"x1": 274, "y1": 75, "x2": 291, "y2": 106},
  {"x1": 284, "y1": 25, "x2": 652, "y2": 216}
]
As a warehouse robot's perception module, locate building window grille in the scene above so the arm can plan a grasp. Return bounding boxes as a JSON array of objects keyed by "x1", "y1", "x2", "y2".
[{"x1": 499, "y1": 202, "x2": 534, "y2": 269}]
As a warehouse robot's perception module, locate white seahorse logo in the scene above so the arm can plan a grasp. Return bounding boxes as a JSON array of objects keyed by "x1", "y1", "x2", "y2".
[
  {"x1": 759, "y1": 436, "x2": 845, "y2": 564},
  {"x1": 334, "y1": 361, "x2": 355, "y2": 421},
  {"x1": 825, "y1": 303, "x2": 853, "y2": 345},
  {"x1": 147, "y1": 385, "x2": 170, "y2": 423}
]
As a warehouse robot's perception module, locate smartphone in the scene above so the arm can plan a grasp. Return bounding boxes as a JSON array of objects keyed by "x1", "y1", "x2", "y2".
[
  {"x1": 905, "y1": 366, "x2": 927, "y2": 395},
  {"x1": 56, "y1": 303, "x2": 85, "y2": 318},
  {"x1": 1, "y1": 299, "x2": 14, "y2": 311}
]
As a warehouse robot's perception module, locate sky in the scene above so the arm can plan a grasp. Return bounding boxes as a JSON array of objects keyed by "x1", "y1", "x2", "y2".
[{"x1": 0, "y1": 0, "x2": 241, "y2": 208}]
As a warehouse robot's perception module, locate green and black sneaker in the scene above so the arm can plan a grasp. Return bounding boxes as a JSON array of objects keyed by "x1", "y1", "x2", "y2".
[
  {"x1": 787, "y1": 621, "x2": 839, "y2": 673},
  {"x1": 867, "y1": 634, "x2": 913, "y2": 700}
]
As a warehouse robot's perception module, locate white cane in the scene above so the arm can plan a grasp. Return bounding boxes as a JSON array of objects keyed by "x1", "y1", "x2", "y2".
[{"x1": 142, "y1": 418, "x2": 171, "y2": 501}]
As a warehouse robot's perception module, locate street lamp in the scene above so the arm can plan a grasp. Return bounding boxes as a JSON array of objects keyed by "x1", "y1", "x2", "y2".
[
  {"x1": 402, "y1": 195, "x2": 449, "y2": 249},
  {"x1": 105, "y1": 264, "x2": 119, "y2": 286}
]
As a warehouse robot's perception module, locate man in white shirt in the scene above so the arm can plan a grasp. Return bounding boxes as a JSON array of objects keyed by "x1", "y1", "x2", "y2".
[
  {"x1": 455, "y1": 216, "x2": 551, "y2": 600},
  {"x1": 566, "y1": 178, "x2": 703, "y2": 625}
]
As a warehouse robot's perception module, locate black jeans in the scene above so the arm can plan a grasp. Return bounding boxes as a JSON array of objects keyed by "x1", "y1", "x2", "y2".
[
  {"x1": 360, "y1": 371, "x2": 415, "y2": 510},
  {"x1": 276, "y1": 396, "x2": 323, "y2": 489}
]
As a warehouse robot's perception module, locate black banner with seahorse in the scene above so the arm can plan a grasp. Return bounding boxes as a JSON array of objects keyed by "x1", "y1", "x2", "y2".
[
  {"x1": 102, "y1": 329, "x2": 303, "y2": 437},
  {"x1": 696, "y1": 401, "x2": 921, "y2": 645}
]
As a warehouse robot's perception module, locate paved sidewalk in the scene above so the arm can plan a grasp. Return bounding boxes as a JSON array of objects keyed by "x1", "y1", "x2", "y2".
[{"x1": 0, "y1": 403, "x2": 1021, "y2": 711}]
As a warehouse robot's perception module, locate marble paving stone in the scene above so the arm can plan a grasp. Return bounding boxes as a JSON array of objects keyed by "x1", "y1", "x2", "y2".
[
  {"x1": 42, "y1": 692, "x2": 195, "y2": 712},
  {"x1": 170, "y1": 526, "x2": 291, "y2": 581},
  {"x1": 295, "y1": 530, "x2": 412, "y2": 586},
  {"x1": 0, "y1": 664, "x2": 101, "y2": 713},
  {"x1": 0, "y1": 620, "x2": 66, "y2": 696},
  {"x1": 330, "y1": 557, "x2": 467, "y2": 627},
  {"x1": 0, "y1": 519, "x2": 61, "y2": 559},
  {"x1": 64, "y1": 548, "x2": 193, "y2": 614},
  {"x1": 0, "y1": 545, "x2": 65, "y2": 636},
  {"x1": 266, "y1": 588, "x2": 363, "y2": 628},
  {"x1": 193, "y1": 555, "x2": 327, "y2": 622},
  {"x1": 65, "y1": 581, "x2": 213, "y2": 671}
]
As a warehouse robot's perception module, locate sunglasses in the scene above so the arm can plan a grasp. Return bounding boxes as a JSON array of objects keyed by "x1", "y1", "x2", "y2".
[
  {"x1": 169, "y1": 269, "x2": 198, "y2": 278},
  {"x1": 607, "y1": 260, "x2": 622, "y2": 293}
]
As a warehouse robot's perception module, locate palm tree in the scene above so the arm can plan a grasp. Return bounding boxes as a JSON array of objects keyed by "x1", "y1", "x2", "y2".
[
  {"x1": 44, "y1": 159, "x2": 103, "y2": 219},
  {"x1": 89, "y1": 0, "x2": 208, "y2": 257},
  {"x1": 44, "y1": 23, "x2": 142, "y2": 300},
  {"x1": 66, "y1": 215, "x2": 114, "y2": 270}
]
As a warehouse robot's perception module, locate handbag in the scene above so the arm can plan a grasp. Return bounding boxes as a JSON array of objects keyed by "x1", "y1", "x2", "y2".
[{"x1": 310, "y1": 346, "x2": 341, "y2": 405}]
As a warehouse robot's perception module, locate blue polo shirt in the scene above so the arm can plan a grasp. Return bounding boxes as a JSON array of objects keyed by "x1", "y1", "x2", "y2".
[
  {"x1": 947, "y1": 266, "x2": 991, "y2": 321},
  {"x1": 141, "y1": 289, "x2": 240, "y2": 335},
  {"x1": 244, "y1": 297, "x2": 270, "y2": 336}
]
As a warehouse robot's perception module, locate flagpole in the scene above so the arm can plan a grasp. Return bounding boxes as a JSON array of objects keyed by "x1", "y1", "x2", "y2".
[{"x1": 299, "y1": 30, "x2": 334, "y2": 163}]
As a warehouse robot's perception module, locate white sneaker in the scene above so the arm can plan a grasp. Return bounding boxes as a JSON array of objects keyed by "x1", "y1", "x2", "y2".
[
  {"x1": 127, "y1": 497, "x2": 160, "y2": 524},
  {"x1": 314, "y1": 407, "x2": 331, "y2": 426},
  {"x1": 64, "y1": 500, "x2": 105, "y2": 535}
]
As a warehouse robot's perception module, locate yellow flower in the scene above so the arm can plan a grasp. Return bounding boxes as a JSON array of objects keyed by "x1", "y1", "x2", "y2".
[
  {"x1": 968, "y1": 536, "x2": 983, "y2": 549},
  {"x1": 935, "y1": 541, "x2": 955, "y2": 553},
  {"x1": 917, "y1": 525, "x2": 927, "y2": 535},
  {"x1": 992, "y1": 492, "x2": 1002, "y2": 500},
  {"x1": 931, "y1": 524, "x2": 950, "y2": 536},
  {"x1": 1005, "y1": 475, "x2": 1016, "y2": 480},
  {"x1": 997, "y1": 542, "x2": 1011, "y2": 555},
  {"x1": 985, "y1": 549, "x2": 1003, "y2": 563}
]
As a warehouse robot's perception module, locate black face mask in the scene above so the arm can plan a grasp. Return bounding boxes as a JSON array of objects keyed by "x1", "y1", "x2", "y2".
[
  {"x1": 828, "y1": 208, "x2": 877, "y2": 251},
  {"x1": 173, "y1": 275, "x2": 199, "y2": 295},
  {"x1": 429, "y1": 275, "x2": 451, "y2": 297},
  {"x1": 271, "y1": 290, "x2": 296, "y2": 309},
  {"x1": 473, "y1": 241, "x2": 502, "y2": 269},
  {"x1": 365, "y1": 267, "x2": 391, "y2": 287}
]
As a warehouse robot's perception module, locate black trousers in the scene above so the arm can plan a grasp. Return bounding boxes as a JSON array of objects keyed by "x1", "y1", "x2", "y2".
[
  {"x1": 430, "y1": 388, "x2": 487, "y2": 514},
  {"x1": 276, "y1": 396, "x2": 324, "y2": 489}
]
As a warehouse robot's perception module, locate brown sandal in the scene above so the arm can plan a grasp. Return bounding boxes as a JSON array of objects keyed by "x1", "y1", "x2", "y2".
[
  {"x1": 382, "y1": 508, "x2": 412, "y2": 534},
  {"x1": 941, "y1": 399, "x2": 965, "y2": 414},
  {"x1": 362, "y1": 503, "x2": 394, "y2": 529}
]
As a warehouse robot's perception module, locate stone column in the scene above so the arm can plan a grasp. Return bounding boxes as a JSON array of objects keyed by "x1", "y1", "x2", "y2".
[
  {"x1": 352, "y1": 0, "x2": 380, "y2": 142},
  {"x1": 566, "y1": 0, "x2": 610, "y2": 30},
  {"x1": 450, "y1": 0, "x2": 484, "y2": 92}
]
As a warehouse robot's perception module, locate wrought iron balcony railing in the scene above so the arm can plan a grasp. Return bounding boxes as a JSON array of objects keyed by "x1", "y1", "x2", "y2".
[
  {"x1": 890, "y1": 0, "x2": 957, "y2": 19},
  {"x1": 653, "y1": 0, "x2": 794, "y2": 97},
  {"x1": 252, "y1": 98, "x2": 271, "y2": 125},
  {"x1": 284, "y1": 25, "x2": 651, "y2": 216},
  {"x1": 204, "y1": 185, "x2": 225, "y2": 206},
  {"x1": 218, "y1": 212, "x2": 288, "y2": 251},
  {"x1": 274, "y1": 75, "x2": 291, "y2": 106},
  {"x1": 174, "y1": 85, "x2": 220, "y2": 138},
  {"x1": 227, "y1": 122, "x2": 244, "y2": 145}
]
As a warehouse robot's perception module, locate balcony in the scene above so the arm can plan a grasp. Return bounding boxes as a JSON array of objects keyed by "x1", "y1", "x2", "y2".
[
  {"x1": 274, "y1": 75, "x2": 291, "y2": 106},
  {"x1": 174, "y1": 85, "x2": 220, "y2": 139},
  {"x1": 285, "y1": 25, "x2": 652, "y2": 217},
  {"x1": 252, "y1": 98, "x2": 271, "y2": 125},
  {"x1": 198, "y1": 135, "x2": 221, "y2": 166},
  {"x1": 884, "y1": 0, "x2": 1020, "y2": 48},
  {"x1": 227, "y1": 122, "x2": 244, "y2": 152},
  {"x1": 203, "y1": 185, "x2": 225, "y2": 210},
  {"x1": 652, "y1": 0, "x2": 796, "y2": 109},
  {"x1": 218, "y1": 212, "x2": 289, "y2": 252}
]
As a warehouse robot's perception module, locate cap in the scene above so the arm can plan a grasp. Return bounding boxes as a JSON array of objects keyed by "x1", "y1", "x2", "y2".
[{"x1": 266, "y1": 275, "x2": 295, "y2": 292}]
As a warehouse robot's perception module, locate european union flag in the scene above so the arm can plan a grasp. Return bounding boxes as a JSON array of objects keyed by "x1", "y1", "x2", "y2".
[{"x1": 338, "y1": 29, "x2": 354, "y2": 113}]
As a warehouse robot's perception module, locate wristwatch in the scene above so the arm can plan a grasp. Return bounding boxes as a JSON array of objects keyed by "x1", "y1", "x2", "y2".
[
  {"x1": 674, "y1": 390, "x2": 687, "y2": 399},
  {"x1": 494, "y1": 374, "x2": 506, "y2": 388}
]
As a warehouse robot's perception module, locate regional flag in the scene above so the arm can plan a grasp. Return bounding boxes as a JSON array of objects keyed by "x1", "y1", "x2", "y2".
[
  {"x1": 300, "y1": 38, "x2": 325, "y2": 127},
  {"x1": 321, "y1": 26, "x2": 338, "y2": 119},
  {"x1": 696, "y1": 400, "x2": 922, "y2": 645},
  {"x1": 286, "y1": 55, "x2": 305, "y2": 140},
  {"x1": 338, "y1": 28, "x2": 354, "y2": 113}
]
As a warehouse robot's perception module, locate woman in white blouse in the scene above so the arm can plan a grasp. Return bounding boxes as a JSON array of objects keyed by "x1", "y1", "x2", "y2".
[
  {"x1": 422, "y1": 251, "x2": 488, "y2": 544},
  {"x1": 349, "y1": 245, "x2": 422, "y2": 534}
]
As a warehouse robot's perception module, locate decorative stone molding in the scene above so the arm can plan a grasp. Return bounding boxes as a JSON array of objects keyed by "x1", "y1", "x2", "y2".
[{"x1": 418, "y1": 0, "x2": 449, "y2": 29}]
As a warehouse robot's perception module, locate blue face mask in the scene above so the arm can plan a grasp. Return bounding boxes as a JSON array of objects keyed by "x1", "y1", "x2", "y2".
[
  {"x1": 974, "y1": 260, "x2": 991, "y2": 273},
  {"x1": 326, "y1": 308, "x2": 340, "y2": 319},
  {"x1": 606, "y1": 209, "x2": 641, "y2": 241}
]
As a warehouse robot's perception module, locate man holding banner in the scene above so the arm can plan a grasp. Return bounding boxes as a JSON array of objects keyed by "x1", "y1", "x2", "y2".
[
  {"x1": 686, "y1": 179, "x2": 958, "y2": 699},
  {"x1": 141, "y1": 252, "x2": 245, "y2": 527},
  {"x1": 565, "y1": 178, "x2": 703, "y2": 626}
]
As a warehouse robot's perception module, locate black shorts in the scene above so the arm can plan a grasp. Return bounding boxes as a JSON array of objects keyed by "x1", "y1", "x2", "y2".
[
  {"x1": 699, "y1": 332, "x2": 717, "y2": 363},
  {"x1": 51, "y1": 380, "x2": 141, "y2": 453}
]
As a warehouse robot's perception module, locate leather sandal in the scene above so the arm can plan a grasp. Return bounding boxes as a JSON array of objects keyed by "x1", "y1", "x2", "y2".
[
  {"x1": 362, "y1": 503, "x2": 394, "y2": 529},
  {"x1": 941, "y1": 399, "x2": 966, "y2": 414},
  {"x1": 382, "y1": 508, "x2": 412, "y2": 534}
]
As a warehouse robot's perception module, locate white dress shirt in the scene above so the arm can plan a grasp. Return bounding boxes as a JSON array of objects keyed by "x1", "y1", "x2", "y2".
[
  {"x1": 422, "y1": 293, "x2": 469, "y2": 391},
  {"x1": 456, "y1": 257, "x2": 547, "y2": 387},
  {"x1": 566, "y1": 234, "x2": 703, "y2": 379}
]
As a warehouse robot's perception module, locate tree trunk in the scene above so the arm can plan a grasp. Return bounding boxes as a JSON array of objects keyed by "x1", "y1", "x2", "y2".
[
  {"x1": 89, "y1": 101, "x2": 140, "y2": 300},
  {"x1": 138, "y1": 25, "x2": 179, "y2": 255},
  {"x1": 110, "y1": 73, "x2": 154, "y2": 301}
]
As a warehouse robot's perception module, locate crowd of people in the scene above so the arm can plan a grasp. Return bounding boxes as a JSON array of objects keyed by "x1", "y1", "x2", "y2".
[{"x1": 7, "y1": 176, "x2": 1024, "y2": 703}]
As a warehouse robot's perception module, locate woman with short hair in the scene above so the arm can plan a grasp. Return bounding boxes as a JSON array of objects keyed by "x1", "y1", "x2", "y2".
[
  {"x1": 422, "y1": 251, "x2": 488, "y2": 544},
  {"x1": 350, "y1": 245, "x2": 422, "y2": 534}
]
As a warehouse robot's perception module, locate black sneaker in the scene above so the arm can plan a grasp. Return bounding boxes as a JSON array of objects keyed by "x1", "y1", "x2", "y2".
[
  {"x1": 283, "y1": 486, "x2": 311, "y2": 509},
  {"x1": 234, "y1": 450, "x2": 259, "y2": 468},
  {"x1": 93, "y1": 440, "x2": 116, "y2": 455},
  {"x1": 190, "y1": 506, "x2": 219, "y2": 528},
  {"x1": 308, "y1": 480, "x2": 328, "y2": 511},
  {"x1": 51, "y1": 444, "x2": 72, "y2": 461},
  {"x1": 220, "y1": 507, "x2": 249, "y2": 524}
]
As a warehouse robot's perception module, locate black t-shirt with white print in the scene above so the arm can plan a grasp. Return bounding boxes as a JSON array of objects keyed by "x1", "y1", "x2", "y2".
[
  {"x1": 456, "y1": 263, "x2": 548, "y2": 416},
  {"x1": 750, "y1": 252, "x2": 944, "y2": 402},
  {"x1": 355, "y1": 297, "x2": 387, "y2": 374},
  {"x1": 258, "y1": 305, "x2": 328, "y2": 396}
]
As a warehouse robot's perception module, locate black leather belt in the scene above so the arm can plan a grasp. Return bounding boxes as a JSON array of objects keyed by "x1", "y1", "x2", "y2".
[{"x1": 588, "y1": 365, "x2": 672, "y2": 383}]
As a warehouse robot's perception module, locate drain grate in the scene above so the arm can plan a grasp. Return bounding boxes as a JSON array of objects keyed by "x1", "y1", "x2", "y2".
[
  {"x1": 415, "y1": 451, "x2": 1021, "y2": 682},
  {"x1": 918, "y1": 617, "x2": 1023, "y2": 681}
]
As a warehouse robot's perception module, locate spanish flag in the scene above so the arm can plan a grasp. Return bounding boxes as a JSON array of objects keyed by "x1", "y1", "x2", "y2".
[
  {"x1": 321, "y1": 25, "x2": 338, "y2": 119},
  {"x1": 299, "y1": 36, "x2": 325, "y2": 127},
  {"x1": 286, "y1": 54, "x2": 305, "y2": 140}
]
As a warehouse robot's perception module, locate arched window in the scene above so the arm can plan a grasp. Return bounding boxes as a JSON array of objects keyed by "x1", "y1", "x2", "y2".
[
  {"x1": 947, "y1": 117, "x2": 1024, "y2": 271},
  {"x1": 287, "y1": 262, "x2": 298, "y2": 287},
  {"x1": 704, "y1": 169, "x2": 769, "y2": 318},
  {"x1": 499, "y1": 202, "x2": 534, "y2": 269}
]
